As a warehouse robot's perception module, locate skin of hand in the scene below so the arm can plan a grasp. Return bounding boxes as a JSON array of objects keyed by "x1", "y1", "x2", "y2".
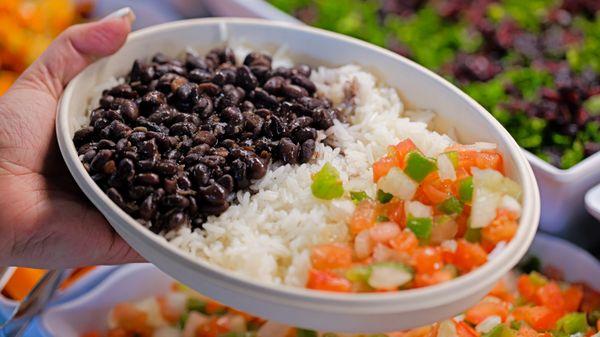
[{"x1": 0, "y1": 8, "x2": 144, "y2": 268}]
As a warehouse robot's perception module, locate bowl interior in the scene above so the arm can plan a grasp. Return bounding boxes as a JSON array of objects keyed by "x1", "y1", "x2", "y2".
[{"x1": 57, "y1": 18, "x2": 540, "y2": 331}]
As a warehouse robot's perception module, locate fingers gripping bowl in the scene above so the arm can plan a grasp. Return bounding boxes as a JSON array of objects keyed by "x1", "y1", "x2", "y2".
[{"x1": 56, "y1": 18, "x2": 540, "y2": 332}]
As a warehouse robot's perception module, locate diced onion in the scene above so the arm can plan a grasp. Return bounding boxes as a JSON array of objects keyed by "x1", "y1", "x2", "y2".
[
  {"x1": 430, "y1": 217, "x2": 458, "y2": 245},
  {"x1": 437, "y1": 320, "x2": 458, "y2": 337},
  {"x1": 135, "y1": 298, "x2": 167, "y2": 328},
  {"x1": 355, "y1": 230, "x2": 373, "y2": 259},
  {"x1": 183, "y1": 311, "x2": 208, "y2": 337},
  {"x1": 470, "y1": 186, "x2": 501, "y2": 228},
  {"x1": 368, "y1": 265, "x2": 413, "y2": 289},
  {"x1": 257, "y1": 321, "x2": 294, "y2": 337},
  {"x1": 472, "y1": 168, "x2": 522, "y2": 200},
  {"x1": 406, "y1": 200, "x2": 433, "y2": 218},
  {"x1": 475, "y1": 316, "x2": 502, "y2": 333},
  {"x1": 437, "y1": 153, "x2": 457, "y2": 181},
  {"x1": 500, "y1": 195, "x2": 521, "y2": 217},
  {"x1": 441, "y1": 240, "x2": 458, "y2": 253},
  {"x1": 370, "y1": 222, "x2": 401, "y2": 242},
  {"x1": 377, "y1": 167, "x2": 418, "y2": 200}
]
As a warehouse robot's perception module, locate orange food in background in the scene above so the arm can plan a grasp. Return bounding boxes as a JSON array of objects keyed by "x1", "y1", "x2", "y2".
[
  {"x1": 0, "y1": 0, "x2": 92, "y2": 95},
  {"x1": 2, "y1": 267, "x2": 95, "y2": 300}
]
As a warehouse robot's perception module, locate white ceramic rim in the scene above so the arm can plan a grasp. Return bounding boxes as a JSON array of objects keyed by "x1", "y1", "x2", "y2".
[
  {"x1": 584, "y1": 183, "x2": 600, "y2": 222},
  {"x1": 56, "y1": 18, "x2": 540, "y2": 310}
]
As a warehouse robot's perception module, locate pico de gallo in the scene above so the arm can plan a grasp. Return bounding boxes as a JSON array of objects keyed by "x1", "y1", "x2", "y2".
[
  {"x1": 308, "y1": 139, "x2": 522, "y2": 292},
  {"x1": 81, "y1": 262, "x2": 599, "y2": 337}
]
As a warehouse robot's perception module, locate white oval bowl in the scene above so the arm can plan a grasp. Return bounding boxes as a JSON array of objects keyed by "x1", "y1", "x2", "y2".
[
  {"x1": 41, "y1": 234, "x2": 595, "y2": 337},
  {"x1": 56, "y1": 18, "x2": 540, "y2": 332}
]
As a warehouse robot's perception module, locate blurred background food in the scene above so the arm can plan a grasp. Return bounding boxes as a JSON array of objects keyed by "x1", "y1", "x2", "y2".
[
  {"x1": 269, "y1": 0, "x2": 600, "y2": 170},
  {"x1": 0, "y1": 0, "x2": 93, "y2": 94}
]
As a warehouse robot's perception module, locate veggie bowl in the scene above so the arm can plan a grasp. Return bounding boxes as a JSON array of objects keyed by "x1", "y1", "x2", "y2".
[{"x1": 56, "y1": 18, "x2": 539, "y2": 332}]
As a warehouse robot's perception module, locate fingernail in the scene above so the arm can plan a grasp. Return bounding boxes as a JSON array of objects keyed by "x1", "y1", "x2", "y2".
[{"x1": 102, "y1": 7, "x2": 136, "y2": 24}]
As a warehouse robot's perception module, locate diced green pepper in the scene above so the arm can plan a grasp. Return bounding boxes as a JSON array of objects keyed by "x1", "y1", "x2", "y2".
[
  {"x1": 556, "y1": 313, "x2": 589, "y2": 334},
  {"x1": 465, "y1": 226, "x2": 481, "y2": 243},
  {"x1": 187, "y1": 297, "x2": 207, "y2": 314},
  {"x1": 345, "y1": 265, "x2": 372, "y2": 283},
  {"x1": 459, "y1": 177, "x2": 474, "y2": 202},
  {"x1": 510, "y1": 321, "x2": 522, "y2": 330},
  {"x1": 483, "y1": 324, "x2": 515, "y2": 337},
  {"x1": 376, "y1": 215, "x2": 390, "y2": 222},
  {"x1": 438, "y1": 196, "x2": 464, "y2": 214},
  {"x1": 407, "y1": 216, "x2": 433, "y2": 240},
  {"x1": 404, "y1": 151, "x2": 437, "y2": 182},
  {"x1": 350, "y1": 191, "x2": 369, "y2": 203},
  {"x1": 518, "y1": 256, "x2": 542, "y2": 274},
  {"x1": 588, "y1": 309, "x2": 600, "y2": 327},
  {"x1": 377, "y1": 189, "x2": 394, "y2": 203},
  {"x1": 529, "y1": 271, "x2": 548, "y2": 286},
  {"x1": 178, "y1": 311, "x2": 189, "y2": 329},
  {"x1": 297, "y1": 329, "x2": 319, "y2": 337},
  {"x1": 311, "y1": 163, "x2": 344, "y2": 200}
]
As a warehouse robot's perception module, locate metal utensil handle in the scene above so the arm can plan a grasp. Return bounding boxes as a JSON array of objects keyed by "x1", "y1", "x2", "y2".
[{"x1": 0, "y1": 269, "x2": 67, "y2": 337}]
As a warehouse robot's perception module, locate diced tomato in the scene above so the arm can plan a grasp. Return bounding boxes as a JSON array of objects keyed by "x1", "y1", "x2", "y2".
[
  {"x1": 457, "y1": 150, "x2": 503, "y2": 173},
  {"x1": 562, "y1": 285, "x2": 584, "y2": 312},
  {"x1": 414, "y1": 247, "x2": 444, "y2": 274},
  {"x1": 413, "y1": 268, "x2": 455, "y2": 288},
  {"x1": 512, "y1": 306, "x2": 562, "y2": 331},
  {"x1": 517, "y1": 275, "x2": 542, "y2": 302},
  {"x1": 534, "y1": 282, "x2": 565, "y2": 311},
  {"x1": 489, "y1": 280, "x2": 515, "y2": 303},
  {"x1": 311, "y1": 243, "x2": 353, "y2": 270},
  {"x1": 373, "y1": 156, "x2": 400, "y2": 182},
  {"x1": 204, "y1": 300, "x2": 226, "y2": 315},
  {"x1": 195, "y1": 317, "x2": 230, "y2": 337},
  {"x1": 455, "y1": 320, "x2": 480, "y2": 337},
  {"x1": 349, "y1": 200, "x2": 377, "y2": 235},
  {"x1": 393, "y1": 139, "x2": 417, "y2": 168},
  {"x1": 420, "y1": 172, "x2": 453, "y2": 205},
  {"x1": 465, "y1": 300, "x2": 509, "y2": 324},
  {"x1": 446, "y1": 240, "x2": 487, "y2": 273},
  {"x1": 389, "y1": 230, "x2": 419, "y2": 254},
  {"x1": 481, "y1": 211, "x2": 518, "y2": 252},
  {"x1": 111, "y1": 303, "x2": 151, "y2": 337},
  {"x1": 455, "y1": 207, "x2": 470, "y2": 238},
  {"x1": 380, "y1": 200, "x2": 406, "y2": 227},
  {"x1": 306, "y1": 269, "x2": 352, "y2": 292}
]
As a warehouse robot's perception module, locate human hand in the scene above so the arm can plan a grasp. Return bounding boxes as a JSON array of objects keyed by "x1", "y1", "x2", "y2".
[{"x1": 0, "y1": 8, "x2": 144, "y2": 268}]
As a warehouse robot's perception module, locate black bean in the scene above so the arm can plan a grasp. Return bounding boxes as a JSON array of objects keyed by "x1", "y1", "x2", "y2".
[
  {"x1": 277, "y1": 138, "x2": 299, "y2": 165},
  {"x1": 167, "y1": 212, "x2": 187, "y2": 230},
  {"x1": 128, "y1": 185, "x2": 154, "y2": 200},
  {"x1": 81, "y1": 149, "x2": 97, "y2": 163},
  {"x1": 263, "y1": 76, "x2": 285, "y2": 94},
  {"x1": 185, "y1": 53, "x2": 208, "y2": 70},
  {"x1": 236, "y1": 65, "x2": 258, "y2": 90},
  {"x1": 217, "y1": 174, "x2": 234, "y2": 193},
  {"x1": 292, "y1": 126, "x2": 317, "y2": 143},
  {"x1": 177, "y1": 175, "x2": 192, "y2": 190},
  {"x1": 282, "y1": 83, "x2": 308, "y2": 98},
  {"x1": 73, "y1": 127, "x2": 94, "y2": 146},
  {"x1": 135, "y1": 173, "x2": 160, "y2": 185},
  {"x1": 212, "y1": 68, "x2": 237, "y2": 86},
  {"x1": 198, "y1": 182, "x2": 227, "y2": 205},
  {"x1": 156, "y1": 160, "x2": 178, "y2": 175},
  {"x1": 90, "y1": 149, "x2": 113, "y2": 172},
  {"x1": 193, "y1": 130, "x2": 217, "y2": 146},
  {"x1": 253, "y1": 88, "x2": 278, "y2": 108},
  {"x1": 293, "y1": 64, "x2": 311, "y2": 77},
  {"x1": 140, "y1": 91, "x2": 166, "y2": 115},
  {"x1": 117, "y1": 158, "x2": 136, "y2": 182},
  {"x1": 291, "y1": 74, "x2": 317, "y2": 94},
  {"x1": 139, "y1": 195, "x2": 156, "y2": 220},
  {"x1": 299, "y1": 139, "x2": 316, "y2": 163},
  {"x1": 246, "y1": 155, "x2": 268, "y2": 180},
  {"x1": 243, "y1": 112, "x2": 264, "y2": 135},
  {"x1": 107, "y1": 188, "x2": 125, "y2": 207},
  {"x1": 103, "y1": 160, "x2": 117, "y2": 175},
  {"x1": 163, "y1": 194, "x2": 190, "y2": 209},
  {"x1": 312, "y1": 108, "x2": 336, "y2": 129},
  {"x1": 221, "y1": 106, "x2": 243, "y2": 125},
  {"x1": 244, "y1": 52, "x2": 272, "y2": 68},
  {"x1": 169, "y1": 122, "x2": 198, "y2": 136},
  {"x1": 109, "y1": 84, "x2": 138, "y2": 99},
  {"x1": 197, "y1": 82, "x2": 221, "y2": 96}
]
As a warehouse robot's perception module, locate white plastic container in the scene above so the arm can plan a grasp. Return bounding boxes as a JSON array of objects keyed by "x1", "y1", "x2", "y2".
[
  {"x1": 41, "y1": 234, "x2": 598, "y2": 337},
  {"x1": 56, "y1": 18, "x2": 540, "y2": 332},
  {"x1": 203, "y1": 0, "x2": 600, "y2": 234}
]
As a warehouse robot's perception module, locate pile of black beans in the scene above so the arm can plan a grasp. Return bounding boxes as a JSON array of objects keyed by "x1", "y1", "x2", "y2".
[{"x1": 73, "y1": 47, "x2": 340, "y2": 234}]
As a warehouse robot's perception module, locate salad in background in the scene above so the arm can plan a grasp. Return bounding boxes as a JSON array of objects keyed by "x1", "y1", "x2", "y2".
[
  {"x1": 0, "y1": 0, "x2": 92, "y2": 94},
  {"x1": 268, "y1": 0, "x2": 600, "y2": 169},
  {"x1": 81, "y1": 258, "x2": 600, "y2": 337}
]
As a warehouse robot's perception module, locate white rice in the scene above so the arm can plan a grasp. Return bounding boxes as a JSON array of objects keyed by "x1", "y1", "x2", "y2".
[{"x1": 168, "y1": 59, "x2": 454, "y2": 286}]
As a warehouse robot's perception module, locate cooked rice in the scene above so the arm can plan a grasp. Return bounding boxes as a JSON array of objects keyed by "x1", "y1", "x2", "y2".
[{"x1": 167, "y1": 58, "x2": 454, "y2": 286}]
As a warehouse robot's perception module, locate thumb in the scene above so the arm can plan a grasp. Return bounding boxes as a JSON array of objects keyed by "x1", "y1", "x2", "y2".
[{"x1": 17, "y1": 7, "x2": 135, "y2": 99}]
